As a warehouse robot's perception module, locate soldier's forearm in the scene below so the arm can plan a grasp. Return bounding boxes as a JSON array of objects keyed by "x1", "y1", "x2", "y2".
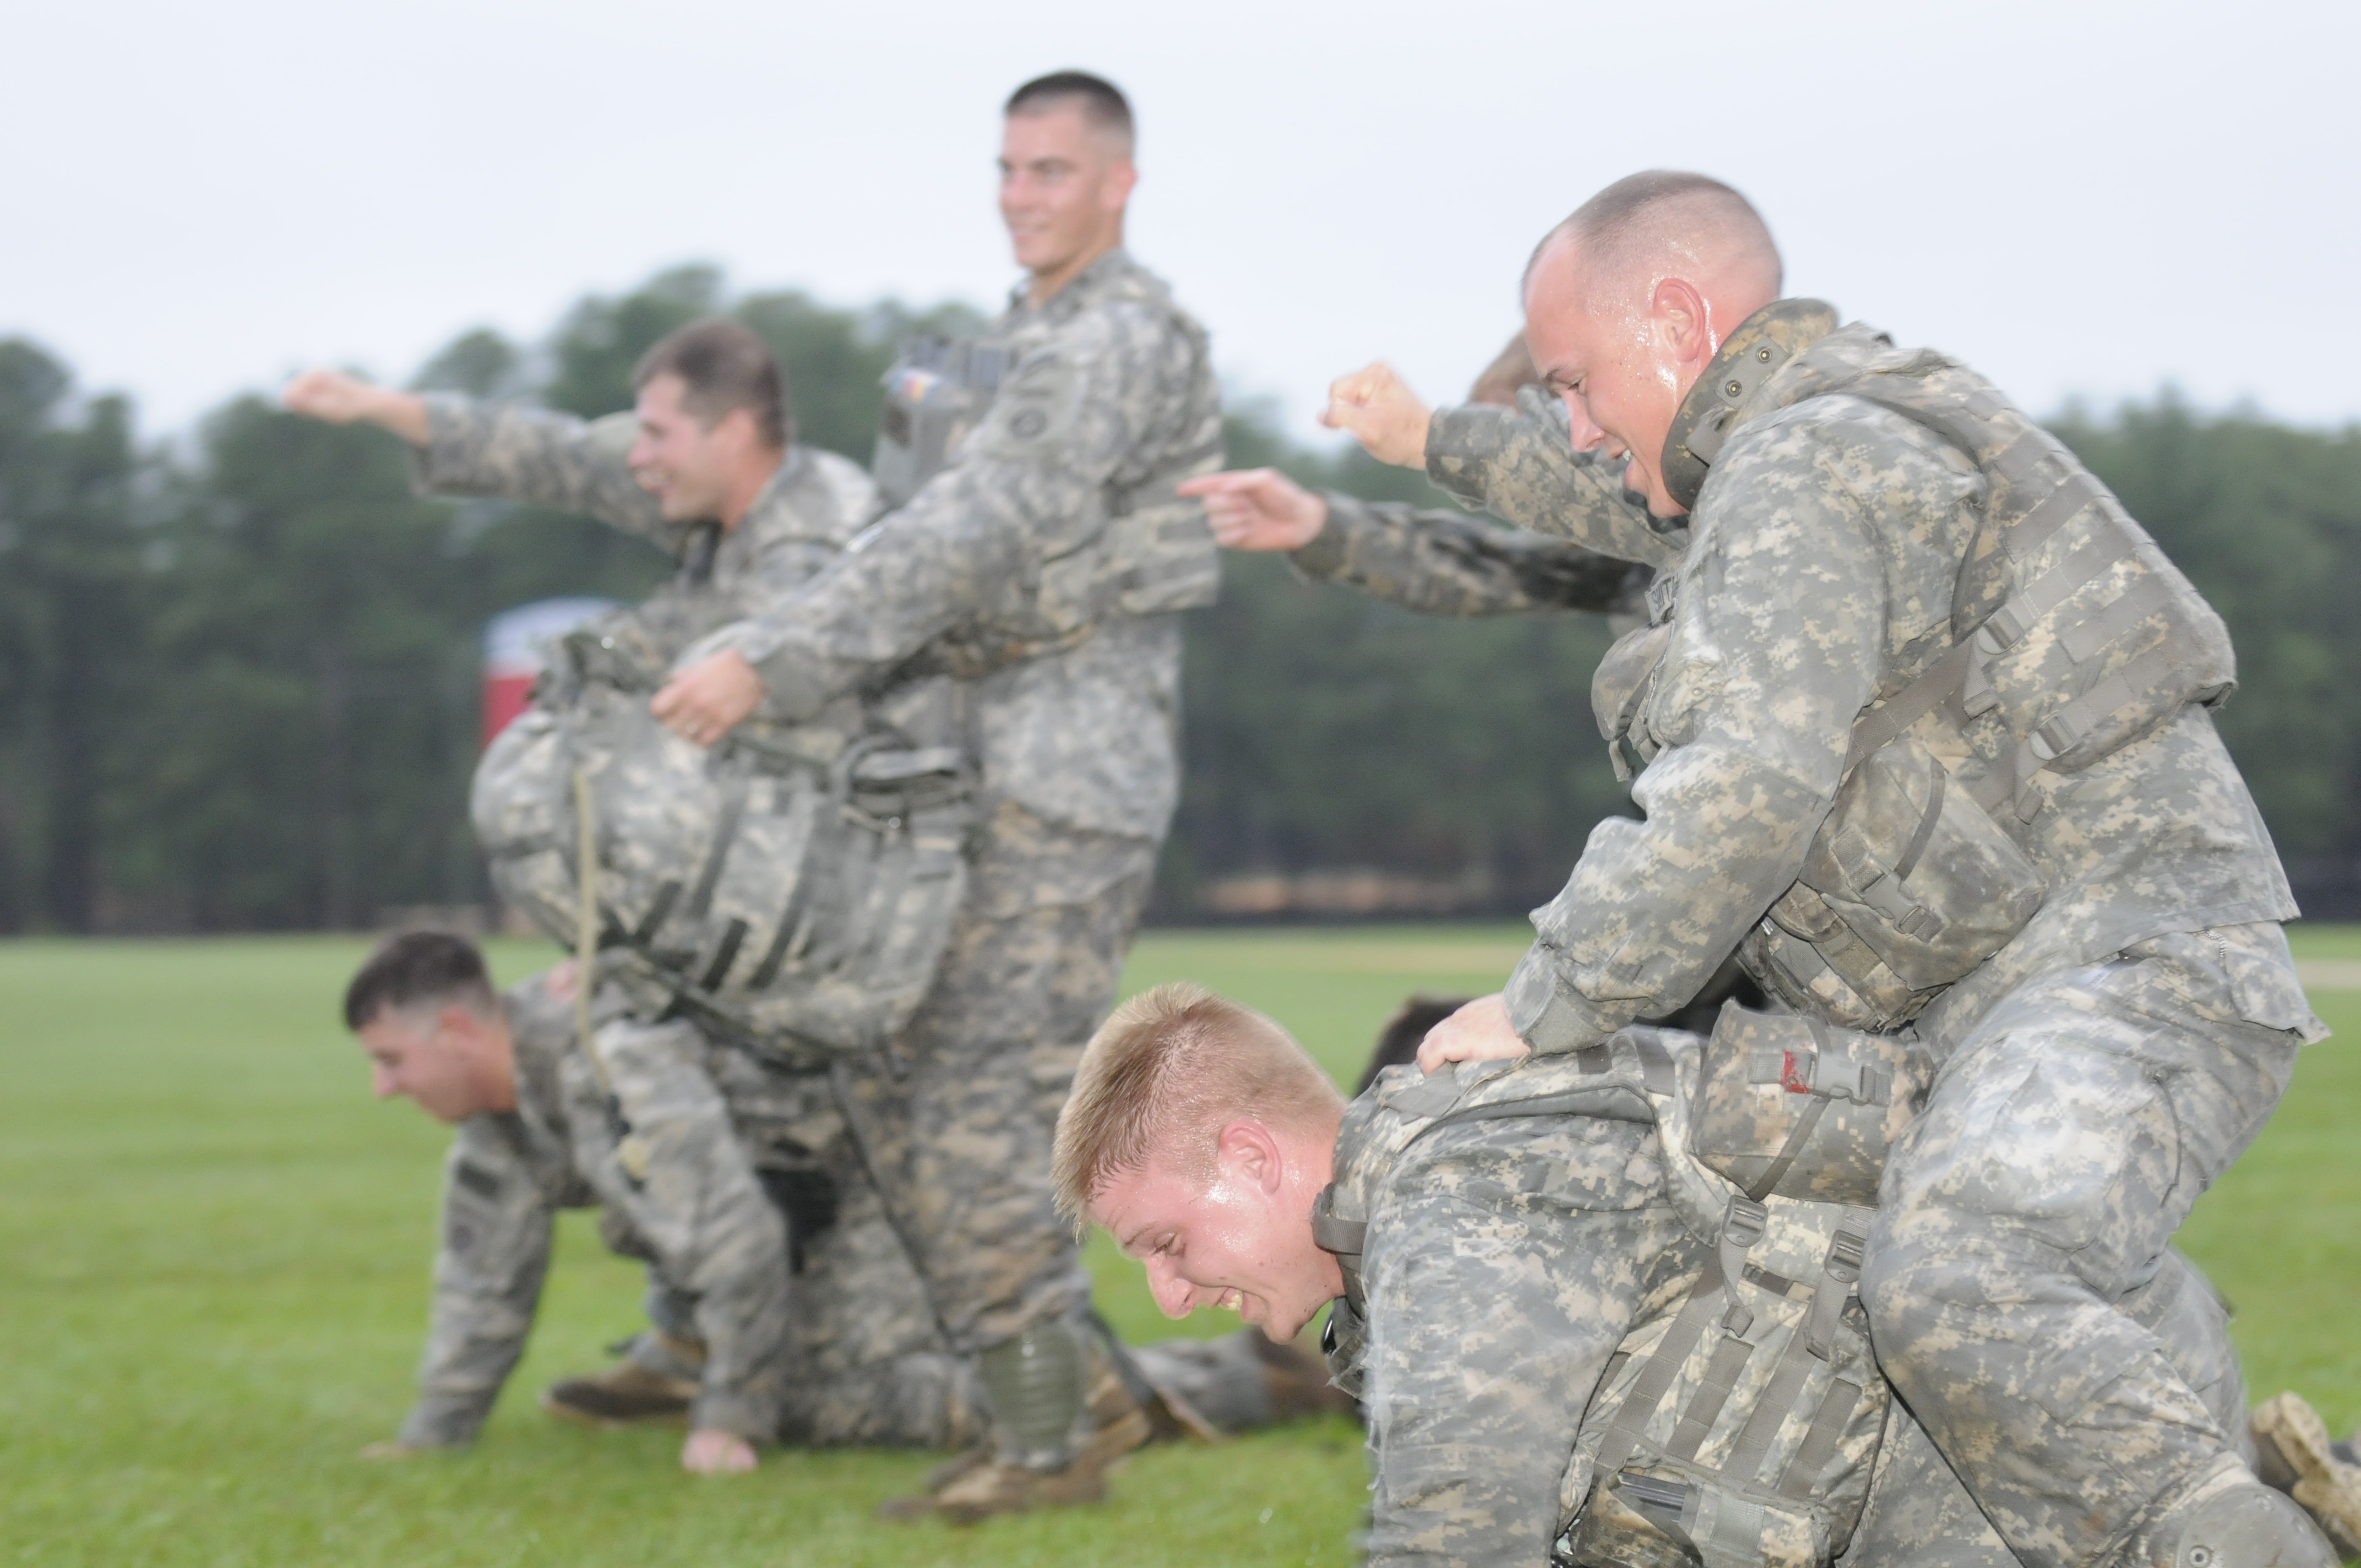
[{"x1": 1298, "y1": 494, "x2": 1645, "y2": 618}]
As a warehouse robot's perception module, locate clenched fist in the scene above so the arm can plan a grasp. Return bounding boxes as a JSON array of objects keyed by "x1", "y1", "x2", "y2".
[{"x1": 1320, "y1": 362, "x2": 1432, "y2": 469}]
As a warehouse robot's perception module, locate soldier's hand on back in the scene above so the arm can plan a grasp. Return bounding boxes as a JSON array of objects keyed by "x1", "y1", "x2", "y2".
[
  {"x1": 1321, "y1": 362, "x2": 1432, "y2": 469},
  {"x1": 1177, "y1": 469, "x2": 1330, "y2": 552},
  {"x1": 651, "y1": 650, "x2": 764, "y2": 746},
  {"x1": 281, "y1": 371, "x2": 432, "y2": 445},
  {"x1": 1414, "y1": 993, "x2": 1531, "y2": 1075},
  {"x1": 681, "y1": 1428, "x2": 758, "y2": 1474}
]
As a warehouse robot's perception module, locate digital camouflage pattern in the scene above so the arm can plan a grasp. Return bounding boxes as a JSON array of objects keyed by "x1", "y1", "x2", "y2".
[
  {"x1": 1863, "y1": 924, "x2": 2311, "y2": 1567},
  {"x1": 415, "y1": 395, "x2": 881, "y2": 704},
  {"x1": 1423, "y1": 385, "x2": 1687, "y2": 574},
  {"x1": 715, "y1": 247, "x2": 1222, "y2": 846},
  {"x1": 1291, "y1": 490, "x2": 1651, "y2": 619},
  {"x1": 831, "y1": 801, "x2": 1159, "y2": 1353},
  {"x1": 1365, "y1": 308, "x2": 2320, "y2": 1566},
  {"x1": 400, "y1": 970, "x2": 790, "y2": 1447},
  {"x1": 1323, "y1": 1032, "x2": 2262, "y2": 1568}
]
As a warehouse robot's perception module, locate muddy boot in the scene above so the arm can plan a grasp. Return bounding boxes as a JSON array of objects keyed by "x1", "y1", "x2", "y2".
[
  {"x1": 539, "y1": 1331, "x2": 704, "y2": 1429},
  {"x1": 2253, "y1": 1392, "x2": 2361, "y2": 1557},
  {"x1": 879, "y1": 1320, "x2": 1151, "y2": 1525}
]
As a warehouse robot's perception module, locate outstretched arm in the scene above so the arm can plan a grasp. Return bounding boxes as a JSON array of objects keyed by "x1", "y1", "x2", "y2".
[
  {"x1": 1180, "y1": 467, "x2": 1648, "y2": 619},
  {"x1": 284, "y1": 370, "x2": 668, "y2": 541}
]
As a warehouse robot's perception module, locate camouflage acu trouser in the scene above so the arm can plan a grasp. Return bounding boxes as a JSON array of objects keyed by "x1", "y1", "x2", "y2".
[
  {"x1": 834, "y1": 802, "x2": 1156, "y2": 1354},
  {"x1": 1864, "y1": 923, "x2": 2313, "y2": 1568}
]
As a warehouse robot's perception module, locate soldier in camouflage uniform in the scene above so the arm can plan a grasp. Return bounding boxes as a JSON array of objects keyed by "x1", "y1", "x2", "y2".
[
  {"x1": 1059, "y1": 983, "x2": 2293, "y2": 1568},
  {"x1": 643, "y1": 71, "x2": 1223, "y2": 1520},
  {"x1": 1266, "y1": 172, "x2": 2331, "y2": 1567},
  {"x1": 342, "y1": 932, "x2": 797, "y2": 1471}
]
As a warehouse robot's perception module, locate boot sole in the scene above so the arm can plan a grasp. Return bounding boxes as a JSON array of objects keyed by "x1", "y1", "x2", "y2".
[{"x1": 2253, "y1": 1393, "x2": 2361, "y2": 1555}]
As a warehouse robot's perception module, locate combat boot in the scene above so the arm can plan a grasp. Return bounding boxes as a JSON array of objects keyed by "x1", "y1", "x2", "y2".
[
  {"x1": 539, "y1": 1331, "x2": 704, "y2": 1429},
  {"x1": 2251, "y1": 1392, "x2": 2361, "y2": 1557},
  {"x1": 879, "y1": 1320, "x2": 1152, "y2": 1525}
]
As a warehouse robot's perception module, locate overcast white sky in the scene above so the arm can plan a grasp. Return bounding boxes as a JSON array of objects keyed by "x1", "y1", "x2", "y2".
[{"x1": 4, "y1": 0, "x2": 2355, "y2": 445}]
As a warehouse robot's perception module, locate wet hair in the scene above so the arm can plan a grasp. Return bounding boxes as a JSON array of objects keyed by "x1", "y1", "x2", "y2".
[
  {"x1": 1053, "y1": 982, "x2": 1341, "y2": 1231},
  {"x1": 1005, "y1": 70, "x2": 1135, "y2": 154},
  {"x1": 632, "y1": 318, "x2": 791, "y2": 450},
  {"x1": 342, "y1": 930, "x2": 497, "y2": 1032},
  {"x1": 1466, "y1": 335, "x2": 1541, "y2": 409},
  {"x1": 1525, "y1": 169, "x2": 1782, "y2": 297}
]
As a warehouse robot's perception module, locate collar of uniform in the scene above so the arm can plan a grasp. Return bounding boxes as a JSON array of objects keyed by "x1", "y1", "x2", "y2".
[
  {"x1": 1659, "y1": 298, "x2": 1841, "y2": 513},
  {"x1": 736, "y1": 443, "x2": 810, "y2": 532},
  {"x1": 1008, "y1": 246, "x2": 1136, "y2": 323}
]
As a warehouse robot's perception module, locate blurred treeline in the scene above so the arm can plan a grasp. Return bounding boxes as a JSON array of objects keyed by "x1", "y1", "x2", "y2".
[{"x1": 3, "y1": 266, "x2": 2359, "y2": 932}]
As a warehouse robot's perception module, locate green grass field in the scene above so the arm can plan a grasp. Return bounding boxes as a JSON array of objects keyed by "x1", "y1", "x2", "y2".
[{"x1": 3, "y1": 927, "x2": 2356, "y2": 1566}]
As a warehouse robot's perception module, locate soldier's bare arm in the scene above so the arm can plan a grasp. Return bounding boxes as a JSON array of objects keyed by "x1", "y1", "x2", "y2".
[
  {"x1": 1321, "y1": 361, "x2": 1433, "y2": 468},
  {"x1": 282, "y1": 370, "x2": 431, "y2": 445}
]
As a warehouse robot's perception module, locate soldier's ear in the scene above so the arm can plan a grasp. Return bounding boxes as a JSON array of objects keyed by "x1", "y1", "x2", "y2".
[
  {"x1": 1650, "y1": 277, "x2": 1713, "y2": 367},
  {"x1": 1214, "y1": 1120, "x2": 1283, "y2": 1194}
]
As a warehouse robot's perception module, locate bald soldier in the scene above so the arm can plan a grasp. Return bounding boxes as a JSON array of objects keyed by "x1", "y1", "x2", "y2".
[
  {"x1": 641, "y1": 71, "x2": 1224, "y2": 1520},
  {"x1": 1190, "y1": 172, "x2": 2333, "y2": 1568}
]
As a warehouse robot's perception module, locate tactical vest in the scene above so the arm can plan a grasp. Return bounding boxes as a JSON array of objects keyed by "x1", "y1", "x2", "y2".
[
  {"x1": 1318, "y1": 1009, "x2": 1931, "y2": 1568},
  {"x1": 868, "y1": 274, "x2": 1224, "y2": 679},
  {"x1": 472, "y1": 630, "x2": 976, "y2": 1061},
  {"x1": 1604, "y1": 311, "x2": 2238, "y2": 1031}
]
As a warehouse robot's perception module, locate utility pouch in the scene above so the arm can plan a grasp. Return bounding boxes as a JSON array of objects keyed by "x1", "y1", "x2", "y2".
[
  {"x1": 1689, "y1": 1006, "x2": 1930, "y2": 1207},
  {"x1": 1557, "y1": 1194, "x2": 1885, "y2": 1568},
  {"x1": 1747, "y1": 733, "x2": 2045, "y2": 1031}
]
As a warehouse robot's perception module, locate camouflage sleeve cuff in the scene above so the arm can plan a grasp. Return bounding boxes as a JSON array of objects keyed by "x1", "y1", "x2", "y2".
[
  {"x1": 1286, "y1": 496, "x2": 1357, "y2": 582},
  {"x1": 411, "y1": 393, "x2": 481, "y2": 496},
  {"x1": 396, "y1": 1395, "x2": 487, "y2": 1450},
  {"x1": 1503, "y1": 945, "x2": 1628, "y2": 1054},
  {"x1": 689, "y1": 1387, "x2": 774, "y2": 1442},
  {"x1": 1423, "y1": 404, "x2": 1514, "y2": 513}
]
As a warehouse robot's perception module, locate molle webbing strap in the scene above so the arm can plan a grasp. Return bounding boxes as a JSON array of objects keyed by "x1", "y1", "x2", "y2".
[
  {"x1": 1592, "y1": 1251, "x2": 1728, "y2": 1478},
  {"x1": 1721, "y1": 1331, "x2": 1818, "y2": 1485},
  {"x1": 1892, "y1": 763, "x2": 1945, "y2": 883},
  {"x1": 1778, "y1": 1379, "x2": 1865, "y2": 1500},
  {"x1": 745, "y1": 851, "x2": 818, "y2": 990},
  {"x1": 1843, "y1": 639, "x2": 1977, "y2": 774},
  {"x1": 1979, "y1": 524, "x2": 2131, "y2": 648},
  {"x1": 681, "y1": 775, "x2": 748, "y2": 923},
  {"x1": 1666, "y1": 1332, "x2": 1759, "y2": 1462}
]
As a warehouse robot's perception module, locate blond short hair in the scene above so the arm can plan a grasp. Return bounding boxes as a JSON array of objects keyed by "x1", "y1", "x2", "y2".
[{"x1": 1053, "y1": 982, "x2": 1343, "y2": 1232}]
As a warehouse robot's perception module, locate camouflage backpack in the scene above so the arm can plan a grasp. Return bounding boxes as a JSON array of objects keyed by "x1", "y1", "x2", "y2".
[
  {"x1": 471, "y1": 633, "x2": 975, "y2": 1060},
  {"x1": 1319, "y1": 1009, "x2": 1932, "y2": 1568}
]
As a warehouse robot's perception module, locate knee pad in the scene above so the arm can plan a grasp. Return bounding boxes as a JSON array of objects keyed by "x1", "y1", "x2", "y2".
[{"x1": 2164, "y1": 1482, "x2": 2338, "y2": 1568}]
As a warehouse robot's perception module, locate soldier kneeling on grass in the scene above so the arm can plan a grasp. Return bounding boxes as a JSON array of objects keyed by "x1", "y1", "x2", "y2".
[
  {"x1": 342, "y1": 931, "x2": 1342, "y2": 1476},
  {"x1": 1058, "y1": 983, "x2": 2361, "y2": 1567}
]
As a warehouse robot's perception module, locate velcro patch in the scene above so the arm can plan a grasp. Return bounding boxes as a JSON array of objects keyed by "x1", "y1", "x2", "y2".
[{"x1": 979, "y1": 354, "x2": 1076, "y2": 459}]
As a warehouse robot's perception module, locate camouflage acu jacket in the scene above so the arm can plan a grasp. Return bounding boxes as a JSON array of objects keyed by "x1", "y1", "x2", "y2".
[
  {"x1": 1493, "y1": 306, "x2": 2298, "y2": 1058},
  {"x1": 399, "y1": 971, "x2": 790, "y2": 1447},
  {"x1": 714, "y1": 249, "x2": 1224, "y2": 858},
  {"x1": 414, "y1": 395, "x2": 880, "y2": 726}
]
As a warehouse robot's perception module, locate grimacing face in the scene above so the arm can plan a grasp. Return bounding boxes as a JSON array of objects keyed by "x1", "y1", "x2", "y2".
[
  {"x1": 355, "y1": 1005, "x2": 507, "y2": 1125},
  {"x1": 1089, "y1": 1133, "x2": 1340, "y2": 1343},
  {"x1": 627, "y1": 373, "x2": 752, "y2": 525},
  {"x1": 998, "y1": 102, "x2": 1130, "y2": 280},
  {"x1": 1522, "y1": 238, "x2": 1694, "y2": 518}
]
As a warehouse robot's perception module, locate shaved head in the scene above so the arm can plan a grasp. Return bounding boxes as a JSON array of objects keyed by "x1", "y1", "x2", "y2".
[
  {"x1": 1519, "y1": 171, "x2": 1786, "y2": 518},
  {"x1": 1526, "y1": 170, "x2": 1782, "y2": 307}
]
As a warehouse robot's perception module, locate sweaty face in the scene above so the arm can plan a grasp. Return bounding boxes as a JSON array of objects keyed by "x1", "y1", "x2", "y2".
[
  {"x1": 355, "y1": 1008, "x2": 503, "y2": 1124},
  {"x1": 627, "y1": 374, "x2": 736, "y2": 524},
  {"x1": 1090, "y1": 1139, "x2": 1340, "y2": 1343},
  {"x1": 1523, "y1": 238, "x2": 1693, "y2": 518},
  {"x1": 998, "y1": 104, "x2": 1130, "y2": 281}
]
